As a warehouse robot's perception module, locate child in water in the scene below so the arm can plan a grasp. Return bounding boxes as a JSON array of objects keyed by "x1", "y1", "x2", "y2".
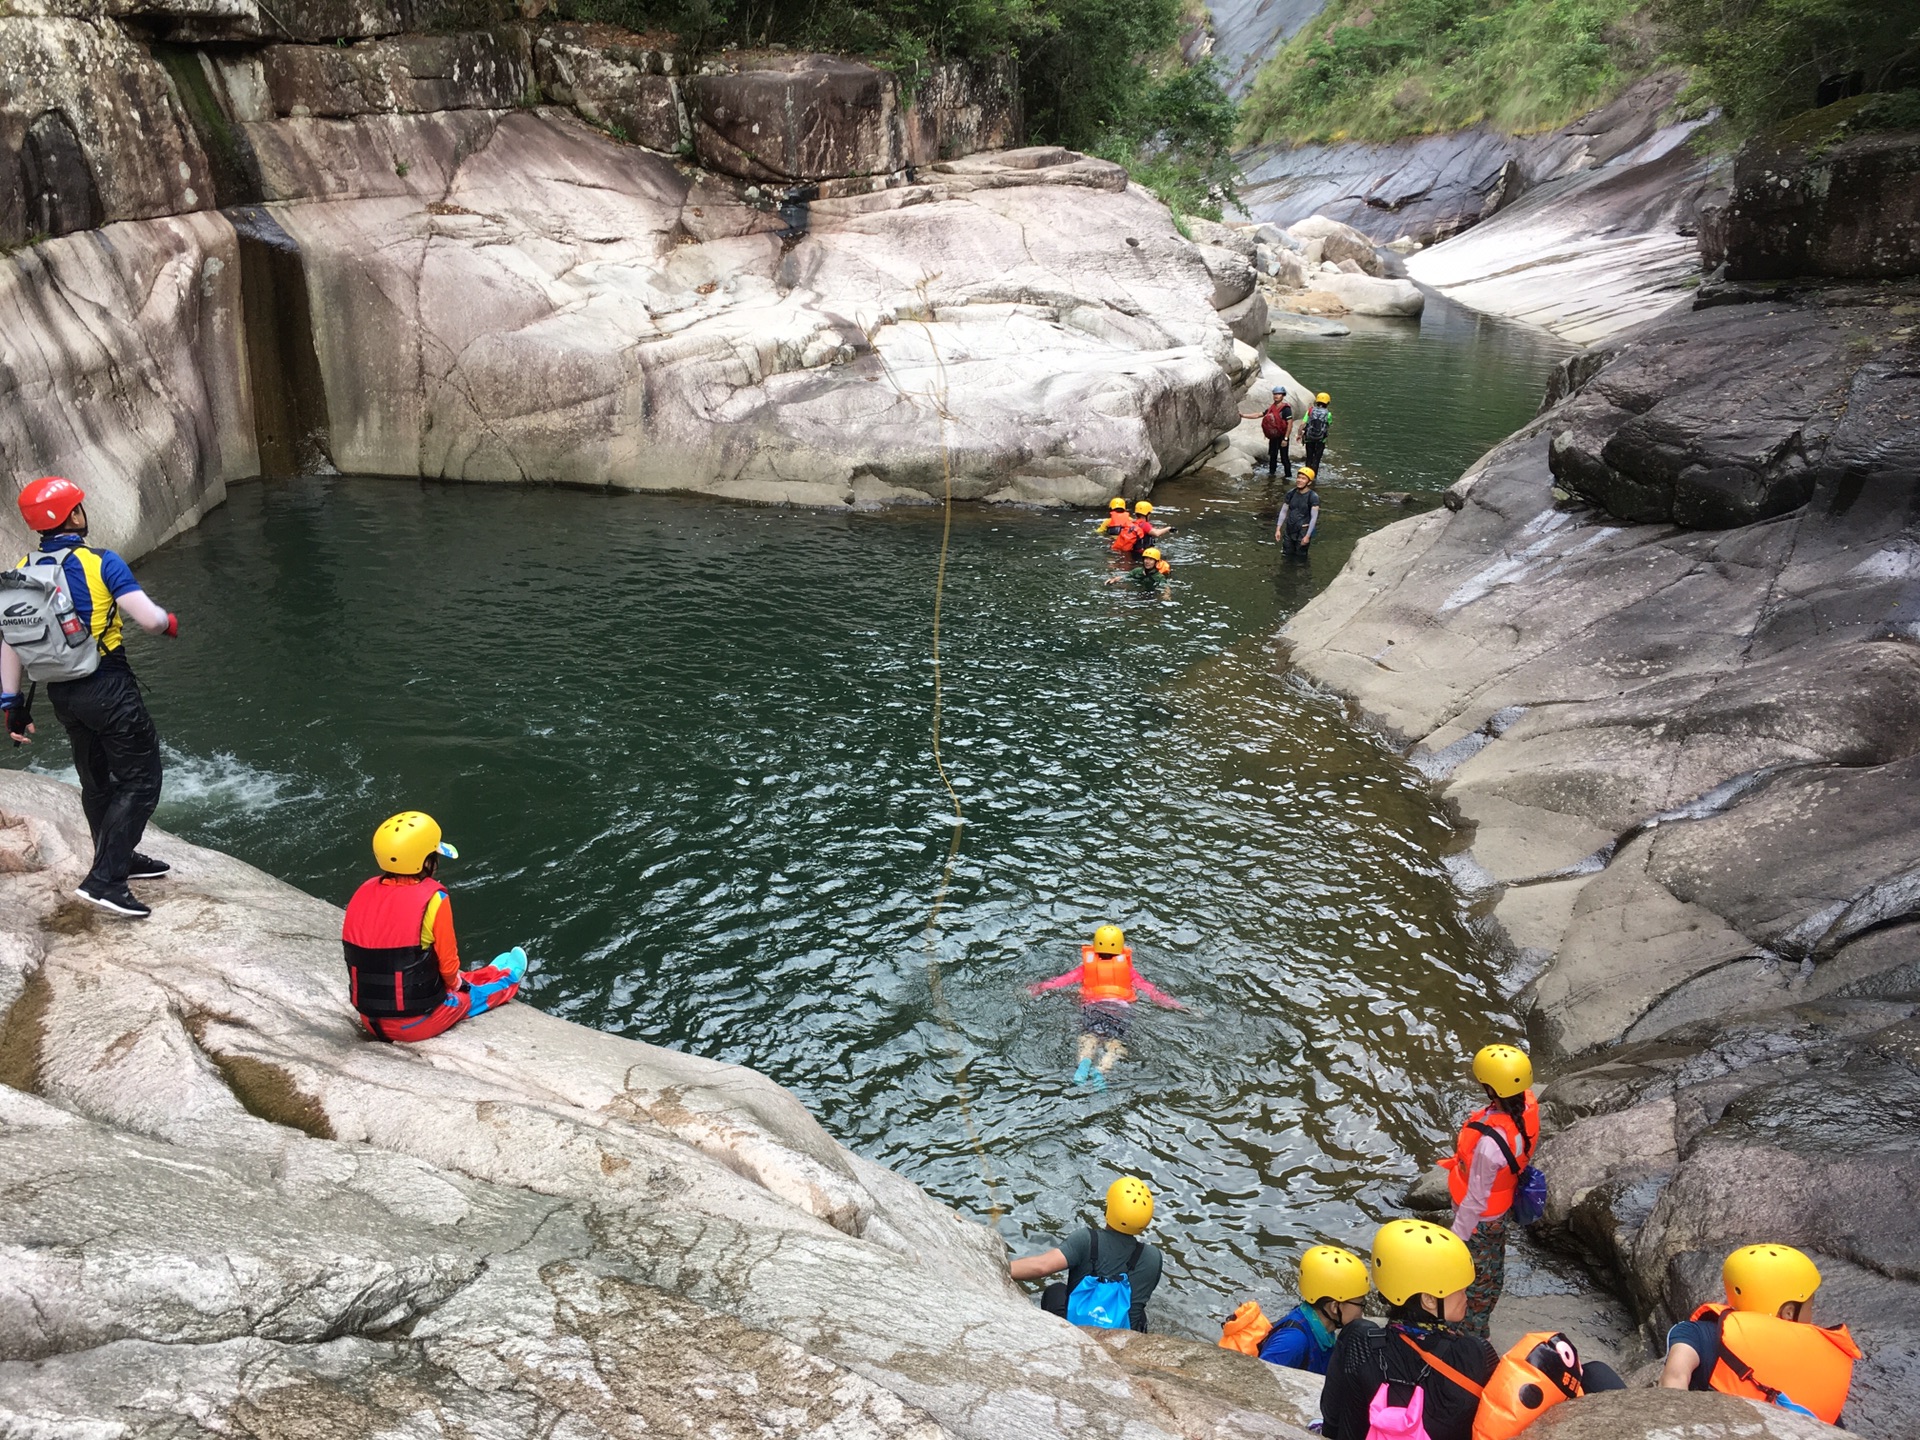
[
  {"x1": 1105, "y1": 547, "x2": 1172, "y2": 598},
  {"x1": 1029, "y1": 925, "x2": 1184, "y2": 1089}
]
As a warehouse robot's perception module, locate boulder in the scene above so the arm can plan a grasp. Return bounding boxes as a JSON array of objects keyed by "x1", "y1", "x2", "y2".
[
  {"x1": 1220, "y1": 289, "x2": 1270, "y2": 347},
  {"x1": 687, "y1": 54, "x2": 907, "y2": 183},
  {"x1": 0, "y1": 770, "x2": 1318, "y2": 1440},
  {"x1": 1196, "y1": 240, "x2": 1258, "y2": 309},
  {"x1": 1710, "y1": 112, "x2": 1920, "y2": 282},
  {"x1": 259, "y1": 30, "x2": 533, "y2": 118},
  {"x1": 1286, "y1": 214, "x2": 1385, "y2": 276},
  {"x1": 0, "y1": 18, "x2": 213, "y2": 245},
  {"x1": 534, "y1": 25, "x2": 688, "y2": 154},
  {"x1": 1312, "y1": 272, "x2": 1423, "y2": 317},
  {"x1": 1527, "y1": 1388, "x2": 1844, "y2": 1438}
]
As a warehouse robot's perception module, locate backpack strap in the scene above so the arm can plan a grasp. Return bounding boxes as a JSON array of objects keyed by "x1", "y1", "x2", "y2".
[
  {"x1": 1711, "y1": 1333, "x2": 1787, "y2": 1404},
  {"x1": 1397, "y1": 1333, "x2": 1486, "y2": 1399},
  {"x1": 1468, "y1": 1119, "x2": 1526, "y2": 1175}
]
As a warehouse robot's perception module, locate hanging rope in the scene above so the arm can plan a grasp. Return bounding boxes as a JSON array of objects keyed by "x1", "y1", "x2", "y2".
[{"x1": 867, "y1": 282, "x2": 1005, "y2": 1222}]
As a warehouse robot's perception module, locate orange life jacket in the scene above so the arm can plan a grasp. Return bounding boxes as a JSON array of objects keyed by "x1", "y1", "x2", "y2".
[
  {"x1": 342, "y1": 876, "x2": 447, "y2": 1019},
  {"x1": 1690, "y1": 1303, "x2": 1862, "y2": 1425},
  {"x1": 1080, "y1": 945, "x2": 1137, "y2": 1002},
  {"x1": 1442, "y1": 1093, "x2": 1539, "y2": 1220},
  {"x1": 1471, "y1": 1332, "x2": 1584, "y2": 1440},
  {"x1": 1108, "y1": 517, "x2": 1143, "y2": 553},
  {"x1": 1220, "y1": 1300, "x2": 1273, "y2": 1357}
]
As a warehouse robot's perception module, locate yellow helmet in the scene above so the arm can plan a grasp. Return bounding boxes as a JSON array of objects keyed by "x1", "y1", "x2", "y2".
[
  {"x1": 1091, "y1": 924, "x2": 1126, "y2": 955},
  {"x1": 1299, "y1": 467, "x2": 1316, "y2": 479},
  {"x1": 1300, "y1": 1245, "x2": 1370, "y2": 1304},
  {"x1": 1371, "y1": 1220, "x2": 1474, "y2": 1306},
  {"x1": 1109, "y1": 497, "x2": 1127, "y2": 510},
  {"x1": 372, "y1": 811, "x2": 458, "y2": 875},
  {"x1": 1134, "y1": 500, "x2": 1153, "y2": 516},
  {"x1": 1472, "y1": 1044, "x2": 1533, "y2": 1098},
  {"x1": 1724, "y1": 1244, "x2": 1821, "y2": 1315},
  {"x1": 1315, "y1": 392, "x2": 1330, "y2": 404},
  {"x1": 1106, "y1": 1176, "x2": 1154, "y2": 1235},
  {"x1": 1142, "y1": 547, "x2": 1162, "y2": 562}
]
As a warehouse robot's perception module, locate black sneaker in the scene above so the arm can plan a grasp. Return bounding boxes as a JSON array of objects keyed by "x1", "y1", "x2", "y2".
[
  {"x1": 127, "y1": 853, "x2": 171, "y2": 880},
  {"x1": 74, "y1": 881, "x2": 151, "y2": 919}
]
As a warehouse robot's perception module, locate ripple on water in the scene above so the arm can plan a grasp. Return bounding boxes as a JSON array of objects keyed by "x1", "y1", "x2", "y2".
[{"x1": 43, "y1": 297, "x2": 1571, "y2": 1337}]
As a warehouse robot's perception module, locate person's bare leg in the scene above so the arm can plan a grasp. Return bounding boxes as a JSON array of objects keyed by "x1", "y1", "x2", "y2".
[
  {"x1": 1090, "y1": 1040, "x2": 1126, "y2": 1089},
  {"x1": 1074, "y1": 1033, "x2": 1098, "y2": 1084}
]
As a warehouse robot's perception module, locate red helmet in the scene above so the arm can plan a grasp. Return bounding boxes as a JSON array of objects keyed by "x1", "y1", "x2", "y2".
[{"x1": 18, "y1": 477, "x2": 85, "y2": 532}]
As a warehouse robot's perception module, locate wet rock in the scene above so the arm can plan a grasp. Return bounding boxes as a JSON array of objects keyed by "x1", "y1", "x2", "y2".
[
  {"x1": 1710, "y1": 116, "x2": 1920, "y2": 282},
  {"x1": 1266, "y1": 310, "x2": 1347, "y2": 337},
  {"x1": 0, "y1": 771, "x2": 1315, "y2": 1439},
  {"x1": 260, "y1": 30, "x2": 533, "y2": 118}
]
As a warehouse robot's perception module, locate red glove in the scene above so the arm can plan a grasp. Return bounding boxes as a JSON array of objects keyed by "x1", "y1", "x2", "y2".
[{"x1": 164, "y1": 613, "x2": 179, "y2": 638}]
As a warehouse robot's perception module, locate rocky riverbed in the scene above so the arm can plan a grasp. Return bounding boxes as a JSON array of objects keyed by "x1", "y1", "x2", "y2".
[{"x1": 1282, "y1": 125, "x2": 1920, "y2": 1435}]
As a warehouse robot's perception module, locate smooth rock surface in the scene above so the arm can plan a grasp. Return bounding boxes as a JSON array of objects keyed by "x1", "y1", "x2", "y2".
[
  {"x1": 0, "y1": 770, "x2": 1316, "y2": 1440},
  {"x1": 1309, "y1": 271, "x2": 1423, "y2": 317}
]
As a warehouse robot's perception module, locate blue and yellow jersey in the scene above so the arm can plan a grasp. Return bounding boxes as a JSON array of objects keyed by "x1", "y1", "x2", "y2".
[{"x1": 16, "y1": 534, "x2": 140, "y2": 655}]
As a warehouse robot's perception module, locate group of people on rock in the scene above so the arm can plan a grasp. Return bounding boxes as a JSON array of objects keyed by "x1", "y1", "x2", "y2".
[{"x1": 1006, "y1": 1005, "x2": 1865, "y2": 1437}]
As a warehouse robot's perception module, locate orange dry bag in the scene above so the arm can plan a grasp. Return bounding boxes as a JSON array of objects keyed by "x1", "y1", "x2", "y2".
[
  {"x1": 1471, "y1": 1332, "x2": 1584, "y2": 1440},
  {"x1": 1220, "y1": 1301, "x2": 1273, "y2": 1357},
  {"x1": 1697, "y1": 1305, "x2": 1862, "y2": 1425}
]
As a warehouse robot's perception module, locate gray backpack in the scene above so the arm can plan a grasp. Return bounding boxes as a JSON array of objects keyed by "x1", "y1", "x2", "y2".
[{"x1": 0, "y1": 549, "x2": 102, "y2": 682}]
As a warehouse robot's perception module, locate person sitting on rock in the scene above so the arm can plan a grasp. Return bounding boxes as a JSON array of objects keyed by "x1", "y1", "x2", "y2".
[
  {"x1": 1010, "y1": 1177, "x2": 1164, "y2": 1331},
  {"x1": 1259, "y1": 1244, "x2": 1371, "y2": 1373},
  {"x1": 1028, "y1": 925, "x2": 1183, "y2": 1089},
  {"x1": 1239, "y1": 386, "x2": 1294, "y2": 477},
  {"x1": 1320, "y1": 1220, "x2": 1497, "y2": 1440},
  {"x1": 1442, "y1": 1043, "x2": 1539, "y2": 1337},
  {"x1": 342, "y1": 810, "x2": 528, "y2": 1043},
  {"x1": 1660, "y1": 1243, "x2": 1862, "y2": 1425},
  {"x1": 1105, "y1": 547, "x2": 1172, "y2": 597}
]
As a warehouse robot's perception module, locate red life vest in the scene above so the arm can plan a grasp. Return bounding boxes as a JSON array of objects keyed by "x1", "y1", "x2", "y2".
[
  {"x1": 1442, "y1": 1094, "x2": 1539, "y2": 1221},
  {"x1": 1080, "y1": 945, "x2": 1137, "y2": 1002},
  {"x1": 1261, "y1": 403, "x2": 1291, "y2": 439},
  {"x1": 1689, "y1": 1303, "x2": 1861, "y2": 1425},
  {"x1": 1108, "y1": 517, "x2": 1143, "y2": 553},
  {"x1": 342, "y1": 876, "x2": 448, "y2": 1019}
]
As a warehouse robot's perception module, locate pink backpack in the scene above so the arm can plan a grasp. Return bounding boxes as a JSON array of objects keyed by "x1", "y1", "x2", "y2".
[{"x1": 1366, "y1": 1380, "x2": 1431, "y2": 1440}]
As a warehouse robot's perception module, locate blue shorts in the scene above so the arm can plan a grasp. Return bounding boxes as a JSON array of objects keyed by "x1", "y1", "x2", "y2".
[{"x1": 1080, "y1": 1001, "x2": 1133, "y2": 1039}]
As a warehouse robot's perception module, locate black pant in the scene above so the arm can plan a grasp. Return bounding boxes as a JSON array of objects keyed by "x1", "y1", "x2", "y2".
[
  {"x1": 48, "y1": 654, "x2": 162, "y2": 888},
  {"x1": 1282, "y1": 523, "x2": 1311, "y2": 560},
  {"x1": 1582, "y1": 1361, "x2": 1626, "y2": 1392},
  {"x1": 1266, "y1": 435, "x2": 1291, "y2": 476},
  {"x1": 1303, "y1": 438, "x2": 1326, "y2": 472}
]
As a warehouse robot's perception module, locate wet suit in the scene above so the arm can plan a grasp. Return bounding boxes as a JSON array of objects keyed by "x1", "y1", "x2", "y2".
[
  {"x1": 1039, "y1": 1225, "x2": 1165, "y2": 1331},
  {"x1": 1278, "y1": 483, "x2": 1320, "y2": 560}
]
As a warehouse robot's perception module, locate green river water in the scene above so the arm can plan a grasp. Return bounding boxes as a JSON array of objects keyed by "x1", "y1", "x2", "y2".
[{"x1": 13, "y1": 294, "x2": 1571, "y2": 1337}]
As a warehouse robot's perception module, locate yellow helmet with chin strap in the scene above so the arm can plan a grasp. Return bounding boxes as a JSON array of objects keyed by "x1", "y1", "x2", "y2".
[
  {"x1": 373, "y1": 811, "x2": 458, "y2": 875},
  {"x1": 1473, "y1": 1044, "x2": 1534, "y2": 1098},
  {"x1": 1724, "y1": 1244, "x2": 1822, "y2": 1315},
  {"x1": 1371, "y1": 1219, "x2": 1474, "y2": 1306},
  {"x1": 1142, "y1": 548, "x2": 1162, "y2": 562},
  {"x1": 1134, "y1": 500, "x2": 1154, "y2": 516},
  {"x1": 1107, "y1": 1176, "x2": 1154, "y2": 1234},
  {"x1": 1091, "y1": 924, "x2": 1126, "y2": 955},
  {"x1": 1300, "y1": 1245, "x2": 1370, "y2": 1304}
]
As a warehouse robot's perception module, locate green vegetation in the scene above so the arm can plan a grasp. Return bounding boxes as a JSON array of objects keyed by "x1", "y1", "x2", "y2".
[
  {"x1": 1652, "y1": 0, "x2": 1920, "y2": 140},
  {"x1": 1240, "y1": 0, "x2": 1657, "y2": 145},
  {"x1": 551, "y1": 0, "x2": 1240, "y2": 216}
]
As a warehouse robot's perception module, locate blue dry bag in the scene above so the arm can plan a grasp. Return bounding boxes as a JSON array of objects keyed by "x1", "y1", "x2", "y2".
[
  {"x1": 1513, "y1": 1164, "x2": 1549, "y2": 1225},
  {"x1": 1066, "y1": 1238, "x2": 1145, "y2": 1329}
]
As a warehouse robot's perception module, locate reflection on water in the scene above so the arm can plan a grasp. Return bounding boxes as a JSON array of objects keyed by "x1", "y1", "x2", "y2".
[{"x1": 13, "y1": 294, "x2": 1571, "y2": 1336}]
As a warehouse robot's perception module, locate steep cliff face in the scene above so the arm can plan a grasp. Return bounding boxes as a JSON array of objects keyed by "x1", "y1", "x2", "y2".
[{"x1": 0, "y1": 10, "x2": 1249, "y2": 564}]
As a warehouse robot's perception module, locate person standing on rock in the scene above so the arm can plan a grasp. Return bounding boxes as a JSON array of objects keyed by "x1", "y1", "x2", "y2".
[
  {"x1": 1241, "y1": 387, "x2": 1294, "y2": 478},
  {"x1": 1320, "y1": 1220, "x2": 1497, "y2": 1440},
  {"x1": 2, "y1": 477, "x2": 179, "y2": 919},
  {"x1": 1276, "y1": 468, "x2": 1321, "y2": 560},
  {"x1": 343, "y1": 810, "x2": 530, "y2": 1042},
  {"x1": 1442, "y1": 1043, "x2": 1540, "y2": 1338},
  {"x1": 1660, "y1": 1243, "x2": 1861, "y2": 1425},
  {"x1": 1302, "y1": 393, "x2": 1332, "y2": 474},
  {"x1": 1009, "y1": 1176, "x2": 1165, "y2": 1331}
]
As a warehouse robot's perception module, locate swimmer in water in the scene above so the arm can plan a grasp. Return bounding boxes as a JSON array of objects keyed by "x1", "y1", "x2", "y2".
[
  {"x1": 1106, "y1": 547, "x2": 1171, "y2": 598},
  {"x1": 1028, "y1": 925, "x2": 1184, "y2": 1089}
]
